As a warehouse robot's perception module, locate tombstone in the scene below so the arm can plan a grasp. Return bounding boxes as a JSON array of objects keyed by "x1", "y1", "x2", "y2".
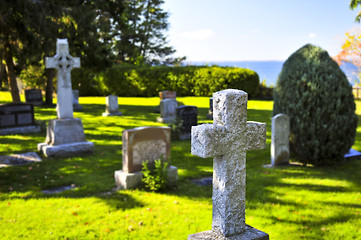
[
  {"x1": 25, "y1": 89, "x2": 43, "y2": 106},
  {"x1": 102, "y1": 95, "x2": 122, "y2": 116},
  {"x1": 37, "y1": 39, "x2": 94, "y2": 157},
  {"x1": 72, "y1": 90, "x2": 83, "y2": 111},
  {"x1": 206, "y1": 97, "x2": 213, "y2": 120},
  {"x1": 114, "y1": 126, "x2": 178, "y2": 189},
  {"x1": 159, "y1": 90, "x2": 176, "y2": 100},
  {"x1": 271, "y1": 114, "x2": 290, "y2": 166},
  {"x1": 176, "y1": 105, "x2": 197, "y2": 140},
  {"x1": 189, "y1": 89, "x2": 269, "y2": 240},
  {"x1": 0, "y1": 103, "x2": 41, "y2": 135},
  {"x1": 157, "y1": 99, "x2": 177, "y2": 123}
]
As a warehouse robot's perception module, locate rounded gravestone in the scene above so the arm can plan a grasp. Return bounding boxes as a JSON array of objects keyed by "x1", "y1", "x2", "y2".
[{"x1": 273, "y1": 44, "x2": 358, "y2": 165}]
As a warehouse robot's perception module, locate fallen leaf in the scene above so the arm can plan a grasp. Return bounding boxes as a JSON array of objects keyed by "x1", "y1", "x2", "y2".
[
  {"x1": 72, "y1": 212, "x2": 78, "y2": 216},
  {"x1": 128, "y1": 226, "x2": 134, "y2": 232},
  {"x1": 139, "y1": 221, "x2": 143, "y2": 226}
]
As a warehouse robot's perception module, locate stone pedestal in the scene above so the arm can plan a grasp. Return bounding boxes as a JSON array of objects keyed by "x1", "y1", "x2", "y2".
[
  {"x1": 188, "y1": 226, "x2": 269, "y2": 240},
  {"x1": 115, "y1": 165, "x2": 178, "y2": 189},
  {"x1": 38, "y1": 118, "x2": 94, "y2": 157}
]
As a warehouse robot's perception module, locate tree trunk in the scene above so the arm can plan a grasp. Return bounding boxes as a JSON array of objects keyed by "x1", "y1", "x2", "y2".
[
  {"x1": 45, "y1": 68, "x2": 55, "y2": 105},
  {"x1": 4, "y1": 44, "x2": 21, "y2": 103}
]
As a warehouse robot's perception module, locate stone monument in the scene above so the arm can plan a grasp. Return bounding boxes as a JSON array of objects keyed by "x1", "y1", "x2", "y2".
[
  {"x1": 176, "y1": 105, "x2": 197, "y2": 140},
  {"x1": 25, "y1": 89, "x2": 43, "y2": 106},
  {"x1": 115, "y1": 126, "x2": 178, "y2": 189},
  {"x1": 271, "y1": 113, "x2": 290, "y2": 166},
  {"x1": 72, "y1": 89, "x2": 83, "y2": 111},
  {"x1": 157, "y1": 99, "x2": 177, "y2": 123},
  {"x1": 102, "y1": 95, "x2": 122, "y2": 116},
  {"x1": 189, "y1": 89, "x2": 269, "y2": 240},
  {"x1": 38, "y1": 39, "x2": 94, "y2": 157}
]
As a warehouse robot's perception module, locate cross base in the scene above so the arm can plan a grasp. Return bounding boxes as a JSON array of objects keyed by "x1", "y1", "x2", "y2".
[{"x1": 188, "y1": 225, "x2": 269, "y2": 240}]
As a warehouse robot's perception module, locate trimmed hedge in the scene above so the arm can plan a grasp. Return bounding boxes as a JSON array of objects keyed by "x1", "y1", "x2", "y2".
[{"x1": 71, "y1": 65, "x2": 259, "y2": 97}]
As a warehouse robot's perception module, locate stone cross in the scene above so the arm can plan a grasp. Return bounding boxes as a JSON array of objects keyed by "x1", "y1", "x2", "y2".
[
  {"x1": 191, "y1": 89, "x2": 266, "y2": 237},
  {"x1": 45, "y1": 39, "x2": 80, "y2": 119}
]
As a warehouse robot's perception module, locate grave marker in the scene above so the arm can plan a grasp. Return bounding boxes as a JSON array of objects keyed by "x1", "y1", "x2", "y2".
[
  {"x1": 0, "y1": 103, "x2": 40, "y2": 135},
  {"x1": 72, "y1": 90, "x2": 83, "y2": 111},
  {"x1": 102, "y1": 95, "x2": 122, "y2": 116},
  {"x1": 189, "y1": 89, "x2": 269, "y2": 240},
  {"x1": 207, "y1": 97, "x2": 213, "y2": 120},
  {"x1": 176, "y1": 105, "x2": 197, "y2": 140},
  {"x1": 25, "y1": 89, "x2": 43, "y2": 106},
  {"x1": 157, "y1": 99, "x2": 177, "y2": 123},
  {"x1": 38, "y1": 39, "x2": 94, "y2": 157},
  {"x1": 115, "y1": 126, "x2": 178, "y2": 189},
  {"x1": 159, "y1": 90, "x2": 176, "y2": 100},
  {"x1": 271, "y1": 114, "x2": 290, "y2": 166}
]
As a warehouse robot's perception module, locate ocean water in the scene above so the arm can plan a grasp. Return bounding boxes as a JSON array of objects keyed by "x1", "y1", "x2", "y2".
[{"x1": 188, "y1": 61, "x2": 359, "y2": 87}]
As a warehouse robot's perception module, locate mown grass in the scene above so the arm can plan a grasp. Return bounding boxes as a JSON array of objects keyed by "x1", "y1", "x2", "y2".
[{"x1": 0, "y1": 91, "x2": 361, "y2": 239}]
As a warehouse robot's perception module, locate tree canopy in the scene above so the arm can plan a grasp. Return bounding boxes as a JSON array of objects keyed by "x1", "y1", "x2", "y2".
[{"x1": 0, "y1": 0, "x2": 181, "y2": 102}]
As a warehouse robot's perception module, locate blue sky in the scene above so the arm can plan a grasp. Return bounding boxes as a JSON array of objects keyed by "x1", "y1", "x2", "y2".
[{"x1": 163, "y1": 0, "x2": 361, "y2": 61}]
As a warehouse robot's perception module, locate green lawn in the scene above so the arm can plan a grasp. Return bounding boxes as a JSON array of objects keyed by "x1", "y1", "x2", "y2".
[{"x1": 0, "y1": 91, "x2": 361, "y2": 240}]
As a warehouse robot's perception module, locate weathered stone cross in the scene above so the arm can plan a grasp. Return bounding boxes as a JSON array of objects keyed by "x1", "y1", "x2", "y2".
[
  {"x1": 190, "y1": 89, "x2": 267, "y2": 239},
  {"x1": 45, "y1": 39, "x2": 80, "y2": 119}
]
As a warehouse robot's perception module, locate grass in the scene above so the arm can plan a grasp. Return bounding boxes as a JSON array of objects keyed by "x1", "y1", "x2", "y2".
[{"x1": 0, "y1": 91, "x2": 361, "y2": 239}]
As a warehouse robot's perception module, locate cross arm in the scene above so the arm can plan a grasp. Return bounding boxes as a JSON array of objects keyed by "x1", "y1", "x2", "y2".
[
  {"x1": 191, "y1": 124, "x2": 228, "y2": 158},
  {"x1": 45, "y1": 56, "x2": 58, "y2": 69},
  {"x1": 246, "y1": 121, "x2": 266, "y2": 151}
]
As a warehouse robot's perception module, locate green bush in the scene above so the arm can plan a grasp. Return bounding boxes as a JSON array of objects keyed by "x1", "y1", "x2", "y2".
[
  {"x1": 273, "y1": 44, "x2": 358, "y2": 165},
  {"x1": 71, "y1": 68, "x2": 102, "y2": 96},
  {"x1": 96, "y1": 65, "x2": 259, "y2": 97},
  {"x1": 141, "y1": 159, "x2": 169, "y2": 192}
]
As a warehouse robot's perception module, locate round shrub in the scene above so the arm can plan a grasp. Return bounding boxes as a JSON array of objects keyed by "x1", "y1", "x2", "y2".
[{"x1": 273, "y1": 44, "x2": 358, "y2": 165}]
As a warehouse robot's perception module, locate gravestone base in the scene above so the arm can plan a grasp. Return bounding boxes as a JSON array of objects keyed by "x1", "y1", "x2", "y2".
[
  {"x1": 38, "y1": 141, "x2": 94, "y2": 157},
  {"x1": 115, "y1": 166, "x2": 178, "y2": 189},
  {"x1": 29, "y1": 101, "x2": 43, "y2": 106},
  {"x1": 0, "y1": 125, "x2": 41, "y2": 135},
  {"x1": 102, "y1": 111, "x2": 123, "y2": 117},
  {"x1": 156, "y1": 117, "x2": 175, "y2": 124},
  {"x1": 37, "y1": 118, "x2": 94, "y2": 157},
  {"x1": 188, "y1": 225, "x2": 269, "y2": 240}
]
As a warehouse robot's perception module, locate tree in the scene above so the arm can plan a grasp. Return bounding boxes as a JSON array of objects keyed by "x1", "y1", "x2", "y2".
[{"x1": 350, "y1": 0, "x2": 361, "y2": 22}]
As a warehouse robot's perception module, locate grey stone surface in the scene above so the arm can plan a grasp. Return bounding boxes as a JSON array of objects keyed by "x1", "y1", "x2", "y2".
[
  {"x1": 72, "y1": 90, "x2": 83, "y2": 111},
  {"x1": 177, "y1": 105, "x2": 197, "y2": 140},
  {"x1": 25, "y1": 89, "x2": 43, "y2": 106},
  {"x1": 271, "y1": 114, "x2": 290, "y2": 166},
  {"x1": 45, "y1": 118, "x2": 86, "y2": 145},
  {"x1": 45, "y1": 39, "x2": 80, "y2": 119},
  {"x1": 188, "y1": 226, "x2": 269, "y2": 240},
  {"x1": 0, "y1": 125, "x2": 41, "y2": 135},
  {"x1": 157, "y1": 99, "x2": 177, "y2": 123},
  {"x1": 102, "y1": 95, "x2": 122, "y2": 116},
  {"x1": 0, "y1": 152, "x2": 41, "y2": 168},
  {"x1": 190, "y1": 89, "x2": 267, "y2": 238},
  {"x1": 38, "y1": 141, "x2": 94, "y2": 157}
]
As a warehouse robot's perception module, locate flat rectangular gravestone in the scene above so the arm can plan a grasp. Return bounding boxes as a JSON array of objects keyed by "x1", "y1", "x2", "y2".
[
  {"x1": 122, "y1": 126, "x2": 171, "y2": 173},
  {"x1": 207, "y1": 97, "x2": 213, "y2": 120},
  {"x1": 189, "y1": 89, "x2": 268, "y2": 240},
  {"x1": 271, "y1": 113, "x2": 290, "y2": 166},
  {"x1": 159, "y1": 90, "x2": 176, "y2": 100},
  {"x1": 115, "y1": 126, "x2": 178, "y2": 189},
  {"x1": 0, "y1": 103, "x2": 35, "y2": 128},
  {"x1": 177, "y1": 105, "x2": 198, "y2": 140},
  {"x1": 25, "y1": 89, "x2": 43, "y2": 106},
  {"x1": 72, "y1": 90, "x2": 83, "y2": 111}
]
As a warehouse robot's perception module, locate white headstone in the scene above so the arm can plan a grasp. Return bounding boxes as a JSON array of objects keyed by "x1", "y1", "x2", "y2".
[
  {"x1": 102, "y1": 95, "x2": 122, "y2": 116},
  {"x1": 271, "y1": 114, "x2": 290, "y2": 166},
  {"x1": 45, "y1": 39, "x2": 80, "y2": 119},
  {"x1": 157, "y1": 99, "x2": 177, "y2": 123},
  {"x1": 72, "y1": 90, "x2": 79, "y2": 105},
  {"x1": 189, "y1": 89, "x2": 268, "y2": 239}
]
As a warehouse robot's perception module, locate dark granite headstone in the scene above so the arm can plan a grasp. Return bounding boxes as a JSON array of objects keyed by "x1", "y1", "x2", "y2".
[
  {"x1": 207, "y1": 97, "x2": 213, "y2": 120},
  {"x1": 25, "y1": 89, "x2": 43, "y2": 106},
  {"x1": 0, "y1": 103, "x2": 35, "y2": 128},
  {"x1": 177, "y1": 105, "x2": 197, "y2": 140}
]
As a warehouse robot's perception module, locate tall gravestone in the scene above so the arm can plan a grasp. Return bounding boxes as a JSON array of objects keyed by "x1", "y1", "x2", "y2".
[
  {"x1": 176, "y1": 105, "x2": 197, "y2": 140},
  {"x1": 271, "y1": 114, "x2": 290, "y2": 166},
  {"x1": 102, "y1": 95, "x2": 122, "y2": 116},
  {"x1": 206, "y1": 97, "x2": 213, "y2": 120},
  {"x1": 114, "y1": 126, "x2": 178, "y2": 189},
  {"x1": 157, "y1": 99, "x2": 177, "y2": 123},
  {"x1": 37, "y1": 39, "x2": 94, "y2": 157},
  {"x1": 189, "y1": 89, "x2": 269, "y2": 240}
]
